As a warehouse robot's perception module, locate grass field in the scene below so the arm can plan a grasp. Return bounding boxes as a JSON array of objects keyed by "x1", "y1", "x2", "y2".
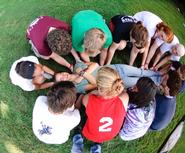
[{"x1": 0, "y1": 0, "x2": 185, "y2": 153}]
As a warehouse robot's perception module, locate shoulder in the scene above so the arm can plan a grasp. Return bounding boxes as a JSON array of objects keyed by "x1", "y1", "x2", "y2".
[
  {"x1": 82, "y1": 93, "x2": 91, "y2": 107},
  {"x1": 34, "y1": 96, "x2": 47, "y2": 107},
  {"x1": 119, "y1": 92, "x2": 129, "y2": 110},
  {"x1": 33, "y1": 96, "x2": 48, "y2": 113}
]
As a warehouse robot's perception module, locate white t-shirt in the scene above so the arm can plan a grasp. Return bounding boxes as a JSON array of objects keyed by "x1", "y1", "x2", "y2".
[
  {"x1": 133, "y1": 11, "x2": 162, "y2": 39},
  {"x1": 160, "y1": 35, "x2": 179, "y2": 53},
  {"x1": 9, "y1": 56, "x2": 39, "y2": 91},
  {"x1": 32, "y1": 96, "x2": 80, "y2": 144},
  {"x1": 119, "y1": 101, "x2": 156, "y2": 141}
]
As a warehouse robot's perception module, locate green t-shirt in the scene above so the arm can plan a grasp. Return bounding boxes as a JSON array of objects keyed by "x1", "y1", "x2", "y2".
[{"x1": 72, "y1": 10, "x2": 112, "y2": 53}]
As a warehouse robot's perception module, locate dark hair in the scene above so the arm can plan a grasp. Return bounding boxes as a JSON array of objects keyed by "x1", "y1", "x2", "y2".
[
  {"x1": 130, "y1": 21, "x2": 149, "y2": 49},
  {"x1": 47, "y1": 29, "x2": 72, "y2": 56},
  {"x1": 128, "y1": 77, "x2": 157, "y2": 108},
  {"x1": 179, "y1": 64, "x2": 185, "y2": 80},
  {"x1": 47, "y1": 81, "x2": 77, "y2": 114},
  {"x1": 167, "y1": 70, "x2": 182, "y2": 96},
  {"x1": 15, "y1": 61, "x2": 35, "y2": 79}
]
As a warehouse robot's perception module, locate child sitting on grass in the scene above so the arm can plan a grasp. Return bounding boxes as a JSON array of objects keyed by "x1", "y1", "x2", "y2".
[
  {"x1": 9, "y1": 56, "x2": 56, "y2": 91},
  {"x1": 32, "y1": 81, "x2": 80, "y2": 144},
  {"x1": 71, "y1": 67, "x2": 129, "y2": 153},
  {"x1": 151, "y1": 43, "x2": 185, "y2": 71},
  {"x1": 26, "y1": 16, "x2": 80, "y2": 71}
]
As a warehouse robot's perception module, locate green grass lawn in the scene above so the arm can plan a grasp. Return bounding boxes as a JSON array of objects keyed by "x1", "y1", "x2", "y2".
[{"x1": 0, "y1": 0, "x2": 185, "y2": 153}]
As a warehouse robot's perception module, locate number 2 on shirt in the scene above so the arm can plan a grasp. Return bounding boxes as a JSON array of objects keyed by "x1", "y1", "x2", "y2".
[{"x1": 99, "y1": 117, "x2": 113, "y2": 132}]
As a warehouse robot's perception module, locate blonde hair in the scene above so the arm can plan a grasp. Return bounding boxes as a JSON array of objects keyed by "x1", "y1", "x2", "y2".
[
  {"x1": 96, "y1": 67, "x2": 124, "y2": 97},
  {"x1": 175, "y1": 44, "x2": 185, "y2": 57},
  {"x1": 84, "y1": 28, "x2": 106, "y2": 54}
]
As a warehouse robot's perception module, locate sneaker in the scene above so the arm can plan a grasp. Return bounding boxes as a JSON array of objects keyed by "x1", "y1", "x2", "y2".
[
  {"x1": 90, "y1": 144, "x2": 101, "y2": 153},
  {"x1": 71, "y1": 134, "x2": 84, "y2": 153}
]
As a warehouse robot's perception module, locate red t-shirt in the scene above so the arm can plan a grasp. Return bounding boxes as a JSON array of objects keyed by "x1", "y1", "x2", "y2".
[
  {"x1": 82, "y1": 94, "x2": 126, "y2": 143},
  {"x1": 26, "y1": 16, "x2": 70, "y2": 56}
]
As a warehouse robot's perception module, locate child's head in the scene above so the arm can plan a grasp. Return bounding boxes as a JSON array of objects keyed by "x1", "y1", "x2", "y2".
[
  {"x1": 171, "y1": 44, "x2": 185, "y2": 57},
  {"x1": 166, "y1": 70, "x2": 182, "y2": 96},
  {"x1": 47, "y1": 81, "x2": 77, "y2": 114},
  {"x1": 128, "y1": 77, "x2": 157, "y2": 108},
  {"x1": 84, "y1": 28, "x2": 106, "y2": 57},
  {"x1": 130, "y1": 21, "x2": 149, "y2": 49},
  {"x1": 96, "y1": 67, "x2": 124, "y2": 97},
  {"x1": 15, "y1": 61, "x2": 43, "y2": 79},
  {"x1": 156, "y1": 22, "x2": 174, "y2": 43},
  {"x1": 47, "y1": 29, "x2": 72, "y2": 56},
  {"x1": 177, "y1": 64, "x2": 185, "y2": 80},
  {"x1": 15, "y1": 61, "x2": 35, "y2": 79}
]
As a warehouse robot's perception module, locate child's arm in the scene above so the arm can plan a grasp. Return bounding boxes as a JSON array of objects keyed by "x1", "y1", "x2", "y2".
[
  {"x1": 75, "y1": 62, "x2": 98, "y2": 85},
  {"x1": 35, "y1": 82, "x2": 54, "y2": 90},
  {"x1": 75, "y1": 94, "x2": 84, "y2": 109},
  {"x1": 85, "y1": 62, "x2": 99, "y2": 74},
  {"x1": 80, "y1": 52, "x2": 90, "y2": 62},
  {"x1": 50, "y1": 52, "x2": 72, "y2": 70},
  {"x1": 141, "y1": 40, "x2": 150, "y2": 68},
  {"x1": 152, "y1": 51, "x2": 162, "y2": 68},
  {"x1": 100, "y1": 48, "x2": 108, "y2": 66},
  {"x1": 119, "y1": 91, "x2": 129, "y2": 111},
  {"x1": 129, "y1": 48, "x2": 138, "y2": 66},
  {"x1": 84, "y1": 84, "x2": 97, "y2": 92},
  {"x1": 141, "y1": 49, "x2": 148, "y2": 68},
  {"x1": 155, "y1": 55, "x2": 171, "y2": 71},
  {"x1": 82, "y1": 94, "x2": 90, "y2": 108},
  {"x1": 42, "y1": 65, "x2": 55, "y2": 75},
  {"x1": 71, "y1": 48, "x2": 81, "y2": 61},
  {"x1": 145, "y1": 40, "x2": 159, "y2": 68},
  {"x1": 106, "y1": 42, "x2": 120, "y2": 65}
]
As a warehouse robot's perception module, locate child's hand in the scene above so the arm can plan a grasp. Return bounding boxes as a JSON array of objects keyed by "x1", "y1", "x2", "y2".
[
  {"x1": 75, "y1": 76, "x2": 83, "y2": 84},
  {"x1": 75, "y1": 67, "x2": 83, "y2": 74},
  {"x1": 144, "y1": 63, "x2": 149, "y2": 70}
]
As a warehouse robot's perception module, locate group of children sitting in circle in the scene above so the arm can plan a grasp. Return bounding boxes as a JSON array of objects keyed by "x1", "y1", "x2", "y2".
[{"x1": 9, "y1": 10, "x2": 185, "y2": 153}]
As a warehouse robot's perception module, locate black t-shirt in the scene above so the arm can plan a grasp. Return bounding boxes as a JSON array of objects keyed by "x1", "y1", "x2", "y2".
[
  {"x1": 111, "y1": 15, "x2": 137, "y2": 43},
  {"x1": 171, "y1": 61, "x2": 181, "y2": 70}
]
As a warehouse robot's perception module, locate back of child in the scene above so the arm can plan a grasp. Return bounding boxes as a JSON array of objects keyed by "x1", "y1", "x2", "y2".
[
  {"x1": 82, "y1": 67, "x2": 129, "y2": 143},
  {"x1": 32, "y1": 81, "x2": 80, "y2": 144},
  {"x1": 119, "y1": 77, "x2": 157, "y2": 141},
  {"x1": 26, "y1": 16, "x2": 73, "y2": 70},
  {"x1": 9, "y1": 56, "x2": 39, "y2": 91}
]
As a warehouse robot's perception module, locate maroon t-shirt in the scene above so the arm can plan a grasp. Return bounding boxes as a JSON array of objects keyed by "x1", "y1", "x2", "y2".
[{"x1": 26, "y1": 16, "x2": 70, "y2": 56}]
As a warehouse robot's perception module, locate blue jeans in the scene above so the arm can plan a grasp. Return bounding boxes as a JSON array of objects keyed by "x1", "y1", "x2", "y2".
[
  {"x1": 109, "y1": 64, "x2": 162, "y2": 88},
  {"x1": 150, "y1": 94, "x2": 176, "y2": 131}
]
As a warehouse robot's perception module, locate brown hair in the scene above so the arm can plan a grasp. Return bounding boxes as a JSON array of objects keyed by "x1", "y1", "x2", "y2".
[
  {"x1": 156, "y1": 22, "x2": 174, "y2": 43},
  {"x1": 84, "y1": 28, "x2": 106, "y2": 53},
  {"x1": 47, "y1": 81, "x2": 77, "y2": 114},
  {"x1": 96, "y1": 67, "x2": 124, "y2": 97},
  {"x1": 47, "y1": 29, "x2": 72, "y2": 55},
  {"x1": 167, "y1": 70, "x2": 182, "y2": 96},
  {"x1": 130, "y1": 21, "x2": 149, "y2": 49},
  {"x1": 179, "y1": 64, "x2": 185, "y2": 80}
]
